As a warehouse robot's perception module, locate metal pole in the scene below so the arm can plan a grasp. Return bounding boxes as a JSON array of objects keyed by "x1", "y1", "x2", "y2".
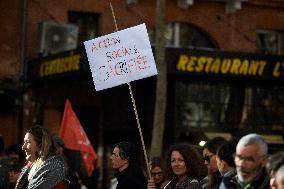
[{"x1": 18, "y1": 0, "x2": 28, "y2": 143}]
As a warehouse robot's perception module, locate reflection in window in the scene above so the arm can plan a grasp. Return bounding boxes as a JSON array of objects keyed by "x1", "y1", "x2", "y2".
[
  {"x1": 174, "y1": 81, "x2": 284, "y2": 135},
  {"x1": 256, "y1": 30, "x2": 281, "y2": 55},
  {"x1": 251, "y1": 87, "x2": 284, "y2": 130},
  {"x1": 174, "y1": 81, "x2": 230, "y2": 131},
  {"x1": 68, "y1": 11, "x2": 99, "y2": 45}
]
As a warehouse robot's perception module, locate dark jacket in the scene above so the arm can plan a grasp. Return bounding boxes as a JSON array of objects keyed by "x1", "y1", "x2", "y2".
[
  {"x1": 229, "y1": 169, "x2": 270, "y2": 189},
  {"x1": 114, "y1": 167, "x2": 147, "y2": 189},
  {"x1": 219, "y1": 169, "x2": 237, "y2": 189},
  {"x1": 0, "y1": 156, "x2": 9, "y2": 189}
]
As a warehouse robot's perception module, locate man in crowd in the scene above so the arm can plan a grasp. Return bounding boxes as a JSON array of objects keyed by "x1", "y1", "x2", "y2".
[
  {"x1": 110, "y1": 141, "x2": 147, "y2": 189},
  {"x1": 231, "y1": 133, "x2": 270, "y2": 189}
]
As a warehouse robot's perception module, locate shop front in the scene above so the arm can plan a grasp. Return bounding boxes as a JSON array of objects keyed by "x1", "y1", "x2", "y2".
[
  {"x1": 27, "y1": 45, "x2": 284, "y2": 152},
  {"x1": 26, "y1": 45, "x2": 284, "y2": 188},
  {"x1": 166, "y1": 47, "x2": 284, "y2": 152}
]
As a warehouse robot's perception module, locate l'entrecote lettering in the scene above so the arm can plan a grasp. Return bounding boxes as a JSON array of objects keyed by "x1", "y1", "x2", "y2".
[
  {"x1": 40, "y1": 54, "x2": 81, "y2": 77},
  {"x1": 176, "y1": 54, "x2": 267, "y2": 76}
]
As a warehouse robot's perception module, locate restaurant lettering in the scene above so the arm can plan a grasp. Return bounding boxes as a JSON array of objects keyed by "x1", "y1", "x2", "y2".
[
  {"x1": 40, "y1": 54, "x2": 81, "y2": 77},
  {"x1": 176, "y1": 54, "x2": 284, "y2": 77},
  {"x1": 273, "y1": 61, "x2": 284, "y2": 77}
]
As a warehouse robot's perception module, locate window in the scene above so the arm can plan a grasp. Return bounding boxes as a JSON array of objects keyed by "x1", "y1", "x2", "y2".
[
  {"x1": 68, "y1": 11, "x2": 99, "y2": 46},
  {"x1": 174, "y1": 80, "x2": 284, "y2": 137},
  {"x1": 174, "y1": 81, "x2": 230, "y2": 132},
  {"x1": 256, "y1": 30, "x2": 281, "y2": 55},
  {"x1": 251, "y1": 86, "x2": 284, "y2": 130},
  {"x1": 149, "y1": 22, "x2": 216, "y2": 49}
]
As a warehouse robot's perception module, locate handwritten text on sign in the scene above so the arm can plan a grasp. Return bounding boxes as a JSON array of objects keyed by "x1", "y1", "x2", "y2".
[{"x1": 84, "y1": 23, "x2": 157, "y2": 91}]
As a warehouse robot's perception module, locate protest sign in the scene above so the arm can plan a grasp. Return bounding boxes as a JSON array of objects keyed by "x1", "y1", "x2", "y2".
[{"x1": 84, "y1": 23, "x2": 157, "y2": 91}]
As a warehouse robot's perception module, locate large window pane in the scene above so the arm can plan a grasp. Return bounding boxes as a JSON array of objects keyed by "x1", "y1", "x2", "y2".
[
  {"x1": 256, "y1": 30, "x2": 281, "y2": 55},
  {"x1": 174, "y1": 80, "x2": 284, "y2": 137},
  {"x1": 68, "y1": 11, "x2": 99, "y2": 45}
]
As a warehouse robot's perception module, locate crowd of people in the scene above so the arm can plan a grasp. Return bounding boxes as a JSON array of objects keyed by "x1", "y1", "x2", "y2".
[
  {"x1": 0, "y1": 125, "x2": 284, "y2": 189},
  {"x1": 0, "y1": 125, "x2": 90, "y2": 189},
  {"x1": 108, "y1": 134, "x2": 284, "y2": 189}
]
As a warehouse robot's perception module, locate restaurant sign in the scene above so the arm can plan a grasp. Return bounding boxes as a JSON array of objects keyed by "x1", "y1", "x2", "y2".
[
  {"x1": 167, "y1": 48, "x2": 284, "y2": 81},
  {"x1": 28, "y1": 48, "x2": 284, "y2": 82}
]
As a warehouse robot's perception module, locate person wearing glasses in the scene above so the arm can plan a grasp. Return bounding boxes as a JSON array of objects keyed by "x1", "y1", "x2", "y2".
[
  {"x1": 230, "y1": 133, "x2": 270, "y2": 189},
  {"x1": 201, "y1": 137, "x2": 227, "y2": 189},
  {"x1": 110, "y1": 141, "x2": 147, "y2": 189},
  {"x1": 158, "y1": 143, "x2": 202, "y2": 189},
  {"x1": 147, "y1": 157, "x2": 164, "y2": 189}
]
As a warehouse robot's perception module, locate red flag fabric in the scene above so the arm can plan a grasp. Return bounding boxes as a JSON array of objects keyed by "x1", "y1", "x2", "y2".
[{"x1": 59, "y1": 99, "x2": 97, "y2": 176}]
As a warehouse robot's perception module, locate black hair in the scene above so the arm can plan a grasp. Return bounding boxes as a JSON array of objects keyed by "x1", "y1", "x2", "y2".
[
  {"x1": 203, "y1": 137, "x2": 227, "y2": 189},
  {"x1": 203, "y1": 137, "x2": 227, "y2": 154},
  {"x1": 114, "y1": 141, "x2": 142, "y2": 170},
  {"x1": 216, "y1": 140, "x2": 237, "y2": 168},
  {"x1": 266, "y1": 151, "x2": 284, "y2": 174},
  {"x1": 151, "y1": 156, "x2": 163, "y2": 169}
]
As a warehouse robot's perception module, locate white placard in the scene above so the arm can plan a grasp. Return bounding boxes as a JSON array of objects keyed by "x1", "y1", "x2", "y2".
[{"x1": 84, "y1": 23, "x2": 157, "y2": 91}]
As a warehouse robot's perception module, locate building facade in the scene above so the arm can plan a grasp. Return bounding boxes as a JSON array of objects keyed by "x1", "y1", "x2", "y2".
[{"x1": 1, "y1": 0, "x2": 284, "y2": 187}]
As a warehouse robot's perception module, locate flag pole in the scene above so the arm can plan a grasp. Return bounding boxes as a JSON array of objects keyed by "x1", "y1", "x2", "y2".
[
  {"x1": 127, "y1": 83, "x2": 151, "y2": 178},
  {"x1": 109, "y1": 1, "x2": 151, "y2": 179}
]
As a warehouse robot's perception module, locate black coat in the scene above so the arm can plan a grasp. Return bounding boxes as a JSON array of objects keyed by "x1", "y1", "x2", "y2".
[
  {"x1": 115, "y1": 167, "x2": 147, "y2": 189},
  {"x1": 229, "y1": 169, "x2": 270, "y2": 189}
]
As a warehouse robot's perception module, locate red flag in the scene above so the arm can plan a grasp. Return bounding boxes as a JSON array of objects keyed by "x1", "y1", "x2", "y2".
[{"x1": 59, "y1": 99, "x2": 97, "y2": 176}]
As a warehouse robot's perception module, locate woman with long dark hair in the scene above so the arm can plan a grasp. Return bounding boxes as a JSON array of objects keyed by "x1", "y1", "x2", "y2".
[
  {"x1": 15, "y1": 125, "x2": 67, "y2": 189},
  {"x1": 201, "y1": 137, "x2": 227, "y2": 189}
]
